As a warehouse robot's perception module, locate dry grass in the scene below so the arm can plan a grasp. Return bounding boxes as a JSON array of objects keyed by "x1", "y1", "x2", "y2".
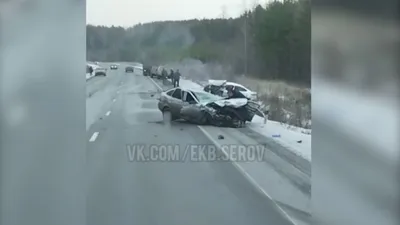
[{"x1": 234, "y1": 77, "x2": 311, "y2": 129}]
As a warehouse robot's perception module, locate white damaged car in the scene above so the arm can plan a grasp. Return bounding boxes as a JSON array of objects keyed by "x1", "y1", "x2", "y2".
[{"x1": 203, "y1": 79, "x2": 258, "y2": 100}]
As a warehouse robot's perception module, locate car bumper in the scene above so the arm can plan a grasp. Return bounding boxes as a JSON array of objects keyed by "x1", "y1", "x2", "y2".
[{"x1": 157, "y1": 102, "x2": 164, "y2": 112}]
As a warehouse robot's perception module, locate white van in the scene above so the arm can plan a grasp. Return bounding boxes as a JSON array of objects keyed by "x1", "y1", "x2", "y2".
[{"x1": 156, "y1": 66, "x2": 164, "y2": 79}]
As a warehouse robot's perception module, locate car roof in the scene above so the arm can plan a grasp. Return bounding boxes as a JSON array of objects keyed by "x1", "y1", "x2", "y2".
[{"x1": 225, "y1": 82, "x2": 247, "y2": 89}]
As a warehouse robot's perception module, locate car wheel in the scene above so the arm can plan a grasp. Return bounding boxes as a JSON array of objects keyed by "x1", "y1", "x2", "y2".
[
  {"x1": 198, "y1": 112, "x2": 210, "y2": 125},
  {"x1": 163, "y1": 108, "x2": 178, "y2": 122}
]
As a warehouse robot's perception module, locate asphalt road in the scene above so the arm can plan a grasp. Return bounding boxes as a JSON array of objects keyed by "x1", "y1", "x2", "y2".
[{"x1": 85, "y1": 63, "x2": 310, "y2": 225}]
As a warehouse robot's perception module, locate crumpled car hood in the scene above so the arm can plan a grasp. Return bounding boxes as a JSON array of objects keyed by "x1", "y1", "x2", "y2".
[{"x1": 206, "y1": 98, "x2": 248, "y2": 108}]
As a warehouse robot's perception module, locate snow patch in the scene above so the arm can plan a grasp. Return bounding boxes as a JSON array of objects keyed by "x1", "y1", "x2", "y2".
[{"x1": 251, "y1": 115, "x2": 311, "y2": 161}]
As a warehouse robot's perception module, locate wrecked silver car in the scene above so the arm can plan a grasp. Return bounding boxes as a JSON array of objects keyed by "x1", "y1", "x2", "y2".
[{"x1": 158, "y1": 87, "x2": 265, "y2": 128}]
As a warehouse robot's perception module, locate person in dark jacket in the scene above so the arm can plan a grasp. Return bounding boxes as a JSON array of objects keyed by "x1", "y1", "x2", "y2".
[
  {"x1": 161, "y1": 68, "x2": 168, "y2": 84},
  {"x1": 89, "y1": 66, "x2": 94, "y2": 75},
  {"x1": 169, "y1": 69, "x2": 174, "y2": 82},
  {"x1": 173, "y1": 69, "x2": 181, "y2": 87},
  {"x1": 226, "y1": 86, "x2": 247, "y2": 99}
]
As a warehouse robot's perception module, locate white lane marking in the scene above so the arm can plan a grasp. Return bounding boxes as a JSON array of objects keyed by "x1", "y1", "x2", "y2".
[
  {"x1": 113, "y1": 99, "x2": 116, "y2": 102},
  {"x1": 89, "y1": 132, "x2": 99, "y2": 142},
  {"x1": 148, "y1": 77, "x2": 162, "y2": 91},
  {"x1": 197, "y1": 125, "x2": 298, "y2": 225},
  {"x1": 105, "y1": 111, "x2": 111, "y2": 116}
]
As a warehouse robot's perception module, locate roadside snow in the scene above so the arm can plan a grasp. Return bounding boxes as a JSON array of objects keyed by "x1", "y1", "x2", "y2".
[
  {"x1": 250, "y1": 115, "x2": 311, "y2": 161},
  {"x1": 180, "y1": 78, "x2": 312, "y2": 162}
]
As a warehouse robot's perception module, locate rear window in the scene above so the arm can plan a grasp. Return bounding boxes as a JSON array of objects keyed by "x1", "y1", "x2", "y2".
[{"x1": 235, "y1": 86, "x2": 247, "y2": 92}]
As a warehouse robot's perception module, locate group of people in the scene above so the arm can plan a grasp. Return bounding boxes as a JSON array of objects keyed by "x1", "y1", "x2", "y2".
[{"x1": 161, "y1": 68, "x2": 181, "y2": 87}]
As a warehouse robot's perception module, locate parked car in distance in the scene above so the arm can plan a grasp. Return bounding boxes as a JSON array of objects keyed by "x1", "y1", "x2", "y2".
[
  {"x1": 94, "y1": 67, "x2": 107, "y2": 76},
  {"x1": 143, "y1": 65, "x2": 151, "y2": 76},
  {"x1": 155, "y1": 66, "x2": 165, "y2": 79},
  {"x1": 125, "y1": 66, "x2": 134, "y2": 73},
  {"x1": 150, "y1": 66, "x2": 158, "y2": 78}
]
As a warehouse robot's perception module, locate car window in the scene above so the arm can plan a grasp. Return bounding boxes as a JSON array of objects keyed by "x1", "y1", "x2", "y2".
[
  {"x1": 235, "y1": 86, "x2": 247, "y2": 92},
  {"x1": 166, "y1": 89, "x2": 175, "y2": 96},
  {"x1": 184, "y1": 91, "x2": 196, "y2": 102},
  {"x1": 171, "y1": 88, "x2": 182, "y2": 99}
]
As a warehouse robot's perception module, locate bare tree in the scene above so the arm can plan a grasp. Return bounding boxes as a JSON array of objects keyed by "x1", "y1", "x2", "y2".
[{"x1": 220, "y1": 5, "x2": 227, "y2": 19}]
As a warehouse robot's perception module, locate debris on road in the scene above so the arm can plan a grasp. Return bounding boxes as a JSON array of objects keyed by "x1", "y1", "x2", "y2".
[
  {"x1": 218, "y1": 135, "x2": 224, "y2": 139},
  {"x1": 272, "y1": 134, "x2": 281, "y2": 138}
]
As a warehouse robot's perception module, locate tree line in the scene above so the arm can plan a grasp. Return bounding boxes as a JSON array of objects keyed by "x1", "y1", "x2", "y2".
[{"x1": 86, "y1": 0, "x2": 310, "y2": 86}]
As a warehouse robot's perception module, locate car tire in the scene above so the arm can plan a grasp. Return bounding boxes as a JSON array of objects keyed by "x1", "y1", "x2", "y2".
[
  {"x1": 162, "y1": 108, "x2": 178, "y2": 122},
  {"x1": 198, "y1": 112, "x2": 210, "y2": 125}
]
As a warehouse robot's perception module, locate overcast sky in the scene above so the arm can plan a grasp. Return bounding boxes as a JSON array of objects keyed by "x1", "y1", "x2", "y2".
[{"x1": 87, "y1": 0, "x2": 267, "y2": 27}]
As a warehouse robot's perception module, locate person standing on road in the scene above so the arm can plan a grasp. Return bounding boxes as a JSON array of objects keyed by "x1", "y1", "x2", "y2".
[
  {"x1": 169, "y1": 69, "x2": 174, "y2": 83},
  {"x1": 89, "y1": 66, "x2": 94, "y2": 76},
  {"x1": 161, "y1": 68, "x2": 167, "y2": 84},
  {"x1": 173, "y1": 69, "x2": 181, "y2": 87}
]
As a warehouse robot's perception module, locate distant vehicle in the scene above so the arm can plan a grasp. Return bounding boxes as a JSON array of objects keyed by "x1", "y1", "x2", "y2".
[
  {"x1": 125, "y1": 66, "x2": 134, "y2": 73},
  {"x1": 94, "y1": 67, "x2": 107, "y2": 76},
  {"x1": 143, "y1": 65, "x2": 151, "y2": 76},
  {"x1": 150, "y1": 66, "x2": 158, "y2": 78},
  {"x1": 203, "y1": 80, "x2": 257, "y2": 100},
  {"x1": 157, "y1": 87, "x2": 264, "y2": 128},
  {"x1": 155, "y1": 66, "x2": 165, "y2": 79},
  {"x1": 94, "y1": 61, "x2": 99, "y2": 65},
  {"x1": 110, "y1": 64, "x2": 118, "y2": 70}
]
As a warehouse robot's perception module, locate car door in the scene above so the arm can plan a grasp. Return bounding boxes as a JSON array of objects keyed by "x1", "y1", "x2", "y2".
[
  {"x1": 181, "y1": 91, "x2": 202, "y2": 121},
  {"x1": 169, "y1": 88, "x2": 184, "y2": 116}
]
